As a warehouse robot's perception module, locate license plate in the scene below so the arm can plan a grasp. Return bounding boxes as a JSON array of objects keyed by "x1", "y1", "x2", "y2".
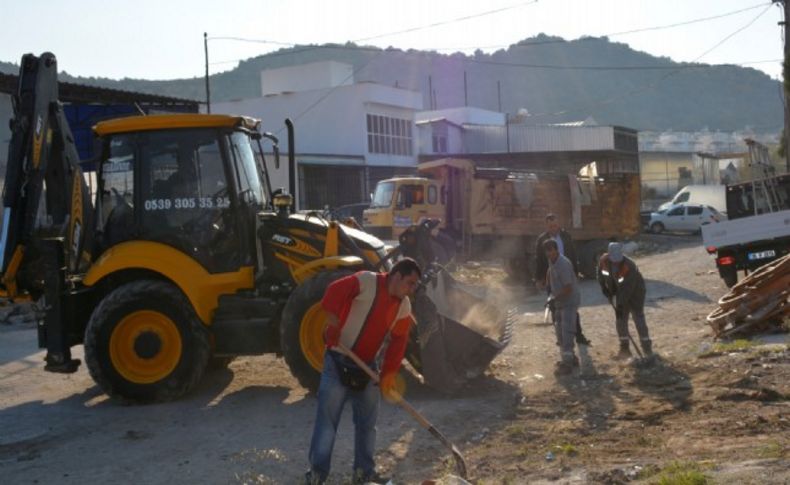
[{"x1": 748, "y1": 250, "x2": 776, "y2": 261}]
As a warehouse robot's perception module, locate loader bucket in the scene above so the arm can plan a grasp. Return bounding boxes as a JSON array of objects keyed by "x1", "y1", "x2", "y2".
[{"x1": 411, "y1": 269, "x2": 515, "y2": 394}]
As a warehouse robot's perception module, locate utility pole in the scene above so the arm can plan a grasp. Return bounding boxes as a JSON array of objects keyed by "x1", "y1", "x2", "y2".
[
  {"x1": 204, "y1": 32, "x2": 211, "y2": 114},
  {"x1": 497, "y1": 80, "x2": 502, "y2": 112},
  {"x1": 776, "y1": 0, "x2": 789, "y2": 172},
  {"x1": 463, "y1": 71, "x2": 468, "y2": 107}
]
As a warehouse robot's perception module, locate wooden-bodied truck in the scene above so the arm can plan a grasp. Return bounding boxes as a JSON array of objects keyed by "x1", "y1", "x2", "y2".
[{"x1": 362, "y1": 158, "x2": 641, "y2": 280}]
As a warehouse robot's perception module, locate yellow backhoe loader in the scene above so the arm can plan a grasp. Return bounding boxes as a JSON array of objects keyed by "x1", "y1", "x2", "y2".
[{"x1": 0, "y1": 53, "x2": 513, "y2": 402}]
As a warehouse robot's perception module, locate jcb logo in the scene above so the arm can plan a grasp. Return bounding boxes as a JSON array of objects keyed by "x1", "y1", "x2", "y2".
[{"x1": 272, "y1": 234, "x2": 294, "y2": 246}]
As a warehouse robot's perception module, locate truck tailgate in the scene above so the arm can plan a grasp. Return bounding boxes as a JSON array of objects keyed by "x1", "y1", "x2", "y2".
[{"x1": 702, "y1": 210, "x2": 790, "y2": 248}]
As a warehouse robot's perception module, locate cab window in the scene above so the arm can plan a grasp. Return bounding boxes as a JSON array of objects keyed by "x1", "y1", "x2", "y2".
[
  {"x1": 228, "y1": 132, "x2": 265, "y2": 208},
  {"x1": 138, "y1": 129, "x2": 239, "y2": 272},
  {"x1": 674, "y1": 192, "x2": 690, "y2": 203},
  {"x1": 100, "y1": 135, "x2": 136, "y2": 245},
  {"x1": 371, "y1": 181, "x2": 395, "y2": 208},
  {"x1": 397, "y1": 184, "x2": 425, "y2": 208},
  {"x1": 687, "y1": 206, "x2": 703, "y2": 215}
]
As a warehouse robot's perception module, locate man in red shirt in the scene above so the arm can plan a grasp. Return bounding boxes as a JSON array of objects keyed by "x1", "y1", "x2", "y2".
[{"x1": 305, "y1": 258, "x2": 421, "y2": 485}]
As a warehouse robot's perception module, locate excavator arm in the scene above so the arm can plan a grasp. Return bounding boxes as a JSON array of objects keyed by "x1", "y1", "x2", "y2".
[
  {"x1": 1, "y1": 52, "x2": 93, "y2": 298},
  {"x1": 1, "y1": 53, "x2": 94, "y2": 373}
]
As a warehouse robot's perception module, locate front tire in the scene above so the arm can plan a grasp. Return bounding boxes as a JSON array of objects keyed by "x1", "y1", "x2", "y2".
[
  {"x1": 280, "y1": 270, "x2": 352, "y2": 392},
  {"x1": 650, "y1": 222, "x2": 665, "y2": 234},
  {"x1": 84, "y1": 280, "x2": 210, "y2": 403}
]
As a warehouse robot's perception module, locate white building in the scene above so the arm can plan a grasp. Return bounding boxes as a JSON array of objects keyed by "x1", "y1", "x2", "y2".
[
  {"x1": 416, "y1": 107, "x2": 640, "y2": 175},
  {"x1": 211, "y1": 61, "x2": 423, "y2": 210}
]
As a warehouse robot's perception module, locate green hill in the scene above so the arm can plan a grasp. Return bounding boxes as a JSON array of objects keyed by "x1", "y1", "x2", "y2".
[{"x1": 1, "y1": 35, "x2": 782, "y2": 132}]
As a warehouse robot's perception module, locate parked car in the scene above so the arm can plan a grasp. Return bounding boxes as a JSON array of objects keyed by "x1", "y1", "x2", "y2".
[{"x1": 648, "y1": 203, "x2": 725, "y2": 234}]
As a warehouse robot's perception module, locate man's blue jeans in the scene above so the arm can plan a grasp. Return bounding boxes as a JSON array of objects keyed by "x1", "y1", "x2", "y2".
[{"x1": 308, "y1": 351, "x2": 380, "y2": 482}]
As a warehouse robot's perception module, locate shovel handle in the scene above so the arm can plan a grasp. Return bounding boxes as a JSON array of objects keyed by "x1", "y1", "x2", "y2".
[
  {"x1": 333, "y1": 344, "x2": 468, "y2": 479},
  {"x1": 333, "y1": 344, "x2": 431, "y2": 428},
  {"x1": 608, "y1": 302, "x2": 645, "y2": 360}
]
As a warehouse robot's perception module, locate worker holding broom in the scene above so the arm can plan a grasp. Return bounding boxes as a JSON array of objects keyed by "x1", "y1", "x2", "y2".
[
  {"x1": 305, "y1": 258, "x2": 421, "y2": 485},
  {"x1": 596, "y1": 242, "x2": 654, "y2": 359}
]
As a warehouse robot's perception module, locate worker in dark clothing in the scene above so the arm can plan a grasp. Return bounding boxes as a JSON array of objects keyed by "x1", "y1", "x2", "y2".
[
  {"x1": 305, "y1": 258, "x2": 421, "y2": 485},
  {"x1": 596, "y1": 242, "x2": 653, "y2": 358},
  {"x1": 534, "y1": 213, "x2": 591, "y2": 346}
]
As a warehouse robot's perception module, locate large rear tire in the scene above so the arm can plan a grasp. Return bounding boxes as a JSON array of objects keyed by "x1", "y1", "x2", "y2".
[
  {"x1": 280, "y1": 270, "x2": 353, "y2": 392},
  {"x1": 84, "y1": 280, "x2": 210, "y2": 403}
]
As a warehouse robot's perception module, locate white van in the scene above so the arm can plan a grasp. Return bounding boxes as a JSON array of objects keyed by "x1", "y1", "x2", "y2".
[{"x1": 658, "y1": 185, "x2": 727, "y2": 214}]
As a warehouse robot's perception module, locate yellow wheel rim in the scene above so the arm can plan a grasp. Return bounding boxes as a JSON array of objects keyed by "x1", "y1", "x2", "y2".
[
  {"x1": 299, "y1": 303, "x2": 327, "y2": 371},
  {"x1": 109, "y1": 310, "x2": 182, "y2": 384}
]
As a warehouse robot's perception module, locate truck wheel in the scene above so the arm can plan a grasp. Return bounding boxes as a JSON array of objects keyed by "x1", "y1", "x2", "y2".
[
  {"x1": 84, "y1": 280, "x2": 210, "y2": 403},
  {"x1": 280, "y1": 269, "x2": 352, "y2": 392},
  {"x1": 720, "y1": 267, "x2": 738, "y2": 288},
  {"x1": 578, "y1": 239, "x2": 609, "y2": 279},
  {"x1": 650, "y1": 222, "x2": 665, "y2": 234}
]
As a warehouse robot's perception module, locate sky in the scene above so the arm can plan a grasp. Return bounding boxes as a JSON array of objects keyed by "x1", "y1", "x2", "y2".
[{"x1": 0, "y1": 0, "x2": 784, "y2": 81}]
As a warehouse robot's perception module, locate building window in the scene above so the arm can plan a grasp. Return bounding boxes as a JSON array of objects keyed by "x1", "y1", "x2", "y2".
[
  {"x1": 431, "y1": 124, "x2": 448, "y2": 153},
  {"x1": 367, "y1": 114, "x2": 413, "y2": 156}
]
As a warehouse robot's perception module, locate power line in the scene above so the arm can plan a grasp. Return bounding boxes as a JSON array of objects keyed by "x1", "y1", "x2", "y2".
[
  {"x1": 526, "y1": 4, "x2": 775, "y2": 119},
  {"x1": 421, "y1": 1, "x2": 770, "y2": 50},
  {"x1": 206, "y1": 4, "x2": 776, "y2": 129},
  {"x1": 205, "y1": 2, "x2": 772, "y2": 69},
  {"x1": 353, "y1": 0, "x2": 540, "y2": 43},
  {"x1": 205, "y1": 0, "x2": 539, "y2": 69}
]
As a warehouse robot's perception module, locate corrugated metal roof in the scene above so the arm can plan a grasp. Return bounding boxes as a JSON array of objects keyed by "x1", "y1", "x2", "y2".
[
  {"x1": 0, "y1": 72, "x2": 200, "y2": 106},
  {"x1": 462, "y1": 124, "x2": 633, "y2": 153}
]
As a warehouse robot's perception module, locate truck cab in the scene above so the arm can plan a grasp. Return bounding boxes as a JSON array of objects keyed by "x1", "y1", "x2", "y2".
[{"x1": 362, "y1": 177, "x2": 444, "y2": 241}]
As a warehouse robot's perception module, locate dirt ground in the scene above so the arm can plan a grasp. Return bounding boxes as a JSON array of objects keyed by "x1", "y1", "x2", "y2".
[{"x1": 0, "y1": 234, "x2": 787, "y2": 484}]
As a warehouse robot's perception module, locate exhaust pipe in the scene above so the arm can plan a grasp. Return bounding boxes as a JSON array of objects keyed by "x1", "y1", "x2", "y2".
[{"x1": 285, "y1": 118, "x2": 296, "y2": 212}]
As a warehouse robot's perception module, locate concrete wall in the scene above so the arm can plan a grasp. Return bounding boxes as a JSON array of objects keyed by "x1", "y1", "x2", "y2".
[
  {"x1": 640, "y1": 151, "x2": 696, "y2": 199},
  {"x1": 260, "y1": 61, "x2": 354, "y2": 96}
]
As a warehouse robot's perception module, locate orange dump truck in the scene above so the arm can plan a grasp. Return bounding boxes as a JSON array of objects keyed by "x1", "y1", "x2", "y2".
[{"x1": 363, "y1": 158, "x2": 641, "y2": 280}]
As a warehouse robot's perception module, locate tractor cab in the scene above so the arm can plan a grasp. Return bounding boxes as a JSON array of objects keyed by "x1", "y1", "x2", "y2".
[{"x1": 93, "y1": 114, "x2": 271, "y2": 273}]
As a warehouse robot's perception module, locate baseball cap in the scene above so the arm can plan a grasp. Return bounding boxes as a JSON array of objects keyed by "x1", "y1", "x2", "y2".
[{"x1": 608, "y1": 242, "x2": 624, "y2": 262}]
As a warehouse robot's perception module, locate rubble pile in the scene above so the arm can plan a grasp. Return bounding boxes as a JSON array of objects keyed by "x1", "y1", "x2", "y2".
[{"x1": 707, "y1": 253, "x2": 789, "y2": 337}]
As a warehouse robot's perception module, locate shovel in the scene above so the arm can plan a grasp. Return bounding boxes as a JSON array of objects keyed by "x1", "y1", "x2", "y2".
[
  {"x1": 335, "y1": 343, "x2": 469, "y2": 479},
  {"x1": 608, "y1": 299, "x2": 646, "y2": 361}
]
